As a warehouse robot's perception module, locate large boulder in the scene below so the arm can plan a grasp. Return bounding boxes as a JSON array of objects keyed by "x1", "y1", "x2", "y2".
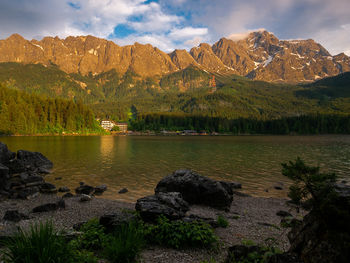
[
  {"x1": 0, "y1": 142, "x2": 15, "y2": 165},
  {"x1": 135, "y1": 192, "x2": 189, "y2": 222},
  {"x1": 155, "y1": 169, "x2": 233, "y2": 210},
  {"x1": 16, "y1": 150, "x2": 53, "y2": 171},
  {"x1": 100, "y1": 211, "x2": 138, "y2": 232}
]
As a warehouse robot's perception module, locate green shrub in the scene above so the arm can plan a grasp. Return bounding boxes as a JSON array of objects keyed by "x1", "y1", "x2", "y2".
[
  {"x1": 217, "y1": 215, "x2": 229, "y2": 228},
  {"x1": 144, "y1": 216, "x2": 218, "y2": 249},
  {"x1": 227, "y1": 240, "x2": 282, "y2": 263},
  {"x1": 1, "y1": 221, "x2": 72, "y2": 263},
  {"x1": 281, "y1": 157, "x2": 337, "y2": 208},
  {"x1": 74, "y1": 218, "x2": 106, "y2": 251},
  {"x1": 103, "y1": 222, "x2": 144, "y2": 263},
  {"x1": 69, "y1": 249, "x2": 98, "y2": 263}
]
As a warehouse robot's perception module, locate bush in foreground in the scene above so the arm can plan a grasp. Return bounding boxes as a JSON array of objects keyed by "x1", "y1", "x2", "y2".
[
  {"x1": 1, "y1": 221, "x2": 72, "y2": 263},
  {"x1": 102, "y1": 222, "x2": 145, "y2": 263},
  {"x1": 144, "y1": 215, "x2": 218, "y2": 249}
]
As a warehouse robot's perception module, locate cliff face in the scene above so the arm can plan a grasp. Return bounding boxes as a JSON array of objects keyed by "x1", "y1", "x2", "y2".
[
  {"x1": 0, "y1": 31, "x2": 349, "y2": 82},
  {"x1": 0, "y1": 34, "x2": 177, "y2": 77}
]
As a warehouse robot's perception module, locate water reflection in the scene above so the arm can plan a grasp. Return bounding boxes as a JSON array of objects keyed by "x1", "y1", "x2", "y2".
[
  {"x1": 1, "y1": 135, "x2": 350, "y2": 202},
  {"x1": 100, "y1": 136, "x2": 114, "y2": 158}
]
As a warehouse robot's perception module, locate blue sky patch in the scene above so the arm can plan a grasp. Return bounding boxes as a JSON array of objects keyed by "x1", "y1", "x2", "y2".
[
  {"x1": 111, "y1": 24, "x2": 137, "y2": 38},
  {"x1": 144, "y1": 0, "x2": 159, "y2": 4},
  {"x1": 67, "y1": 1, "x2": 81, "y2": 10}
]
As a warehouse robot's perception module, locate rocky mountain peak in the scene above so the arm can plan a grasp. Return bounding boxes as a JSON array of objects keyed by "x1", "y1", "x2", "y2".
[
  {"x1": 0, "y1": 33, "x2": 349, "y2": 83},
  {"x1": 190, "y1": 43, "x2": 233, "y2": 73},
  {"x1": 6, "y1": 33, "x2": 25, "y2": 42},
  {"x1": 169, "y1": 49, "x2": 199, "y2": 70}
]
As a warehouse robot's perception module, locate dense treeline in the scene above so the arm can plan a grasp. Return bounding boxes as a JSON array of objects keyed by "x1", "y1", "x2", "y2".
[
  {"x1": 0, "y1": 84, "x2": 103, "y2": 135},
  {"x1": 1, "y1": 63, "x2": 350, "y2": 123},
  {"x1": 129, "y1": 113, "x2": 350, "y2": 134}
]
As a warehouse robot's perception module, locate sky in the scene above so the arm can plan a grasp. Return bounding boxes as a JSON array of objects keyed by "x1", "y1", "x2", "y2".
[{"x1": 0, "y1": 0, "x2": 349, "y2": 55}]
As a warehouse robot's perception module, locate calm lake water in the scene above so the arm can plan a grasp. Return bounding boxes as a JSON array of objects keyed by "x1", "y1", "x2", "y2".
[{"x1": 1, "y1": 135, "x2": 350, "y2": 202}]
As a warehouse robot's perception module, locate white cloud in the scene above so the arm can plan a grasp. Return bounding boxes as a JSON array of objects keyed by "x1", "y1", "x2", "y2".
[
  {"x1": 312, "y1": 24, "x2": 350, "y2": 55},
  {"x1": 129, "y1": 3, "x2": 182, "y2": 33},
  {"x1": 228, "y1": 28, "x2": 266, "y2": 41},
  {"x1": 0, "y1": 0, "x2": 350, "y2": 55},
  {"x1": 113, "y1": 34, "x2": 176, "y2": 52},
  {"x1": 184, "y1": 37, "x2": 204, "y2": 47},
  {"x1": 169, "y1": 27, "x2": 208, "y2": 40}
]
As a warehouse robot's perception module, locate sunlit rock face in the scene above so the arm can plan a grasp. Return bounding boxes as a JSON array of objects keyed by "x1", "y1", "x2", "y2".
[{"x1": 0, "y1": 31, "x2": 349, "y2": 82}]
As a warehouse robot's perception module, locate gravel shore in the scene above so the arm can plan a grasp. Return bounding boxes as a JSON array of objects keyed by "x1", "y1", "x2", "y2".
[{"x1": 0, "y1": 192, "x2": 304, "y2": 263}]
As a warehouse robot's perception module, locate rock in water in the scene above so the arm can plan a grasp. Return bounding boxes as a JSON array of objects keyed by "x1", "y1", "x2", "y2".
[
  {"x1": 155, "y1": 169, "x2": 233, "y2": 210},
  {"x1": 95, "y1": 185, "x2": 107, "y2": 194},
  {"x1": 58, "y1": 186, "x2": 70, "y2": 193},
  {"x1": 118, "y1": 188, "x2": 128, "y2": 194},
  {"x1": 75, "y1": 184, "x2": 95, "y2": 195},
  {"x1": 135, "y1": 192, "x2": 189, "y2": 222}
]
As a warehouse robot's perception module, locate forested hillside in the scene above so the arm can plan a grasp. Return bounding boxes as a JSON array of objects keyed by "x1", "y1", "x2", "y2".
[
  {"x1": 0, "y1": 84, "x2": 103, "y2": 135},
  {"x1": 0, "y1": 62, "x2": 349, "y2": 134}
]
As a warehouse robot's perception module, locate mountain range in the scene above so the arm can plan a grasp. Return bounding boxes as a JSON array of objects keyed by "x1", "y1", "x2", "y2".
[{"x1": 1, "y1": 30, "x2": 349, "y2": 83}]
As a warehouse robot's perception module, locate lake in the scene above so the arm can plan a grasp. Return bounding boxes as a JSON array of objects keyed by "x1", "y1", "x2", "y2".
[{"x1": 1, "y1": 135, "x2": 350, "y2": 202}]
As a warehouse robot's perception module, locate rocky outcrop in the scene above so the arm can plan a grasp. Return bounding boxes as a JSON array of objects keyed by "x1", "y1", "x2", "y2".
[
  {"x1": 287, "y1": 183, "x2": 350, "y2": 263},
  {"x1": 135, "y1": 192, "x2": 189, "y2": 222},
  {"x1": 155, "y1": 169, "x2": 234, "y2": 210},
  {"x1": 0, "y1": 142, "x2": 54, "y2": 199}
]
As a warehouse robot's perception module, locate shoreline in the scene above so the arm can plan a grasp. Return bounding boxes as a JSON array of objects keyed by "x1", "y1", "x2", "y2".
[
  {"x1": 2, "y1": 133, "x2": 350, "y2": 137},
  {"x1": 0, "y1": 192, "x2": 303, "y2": 262}
]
